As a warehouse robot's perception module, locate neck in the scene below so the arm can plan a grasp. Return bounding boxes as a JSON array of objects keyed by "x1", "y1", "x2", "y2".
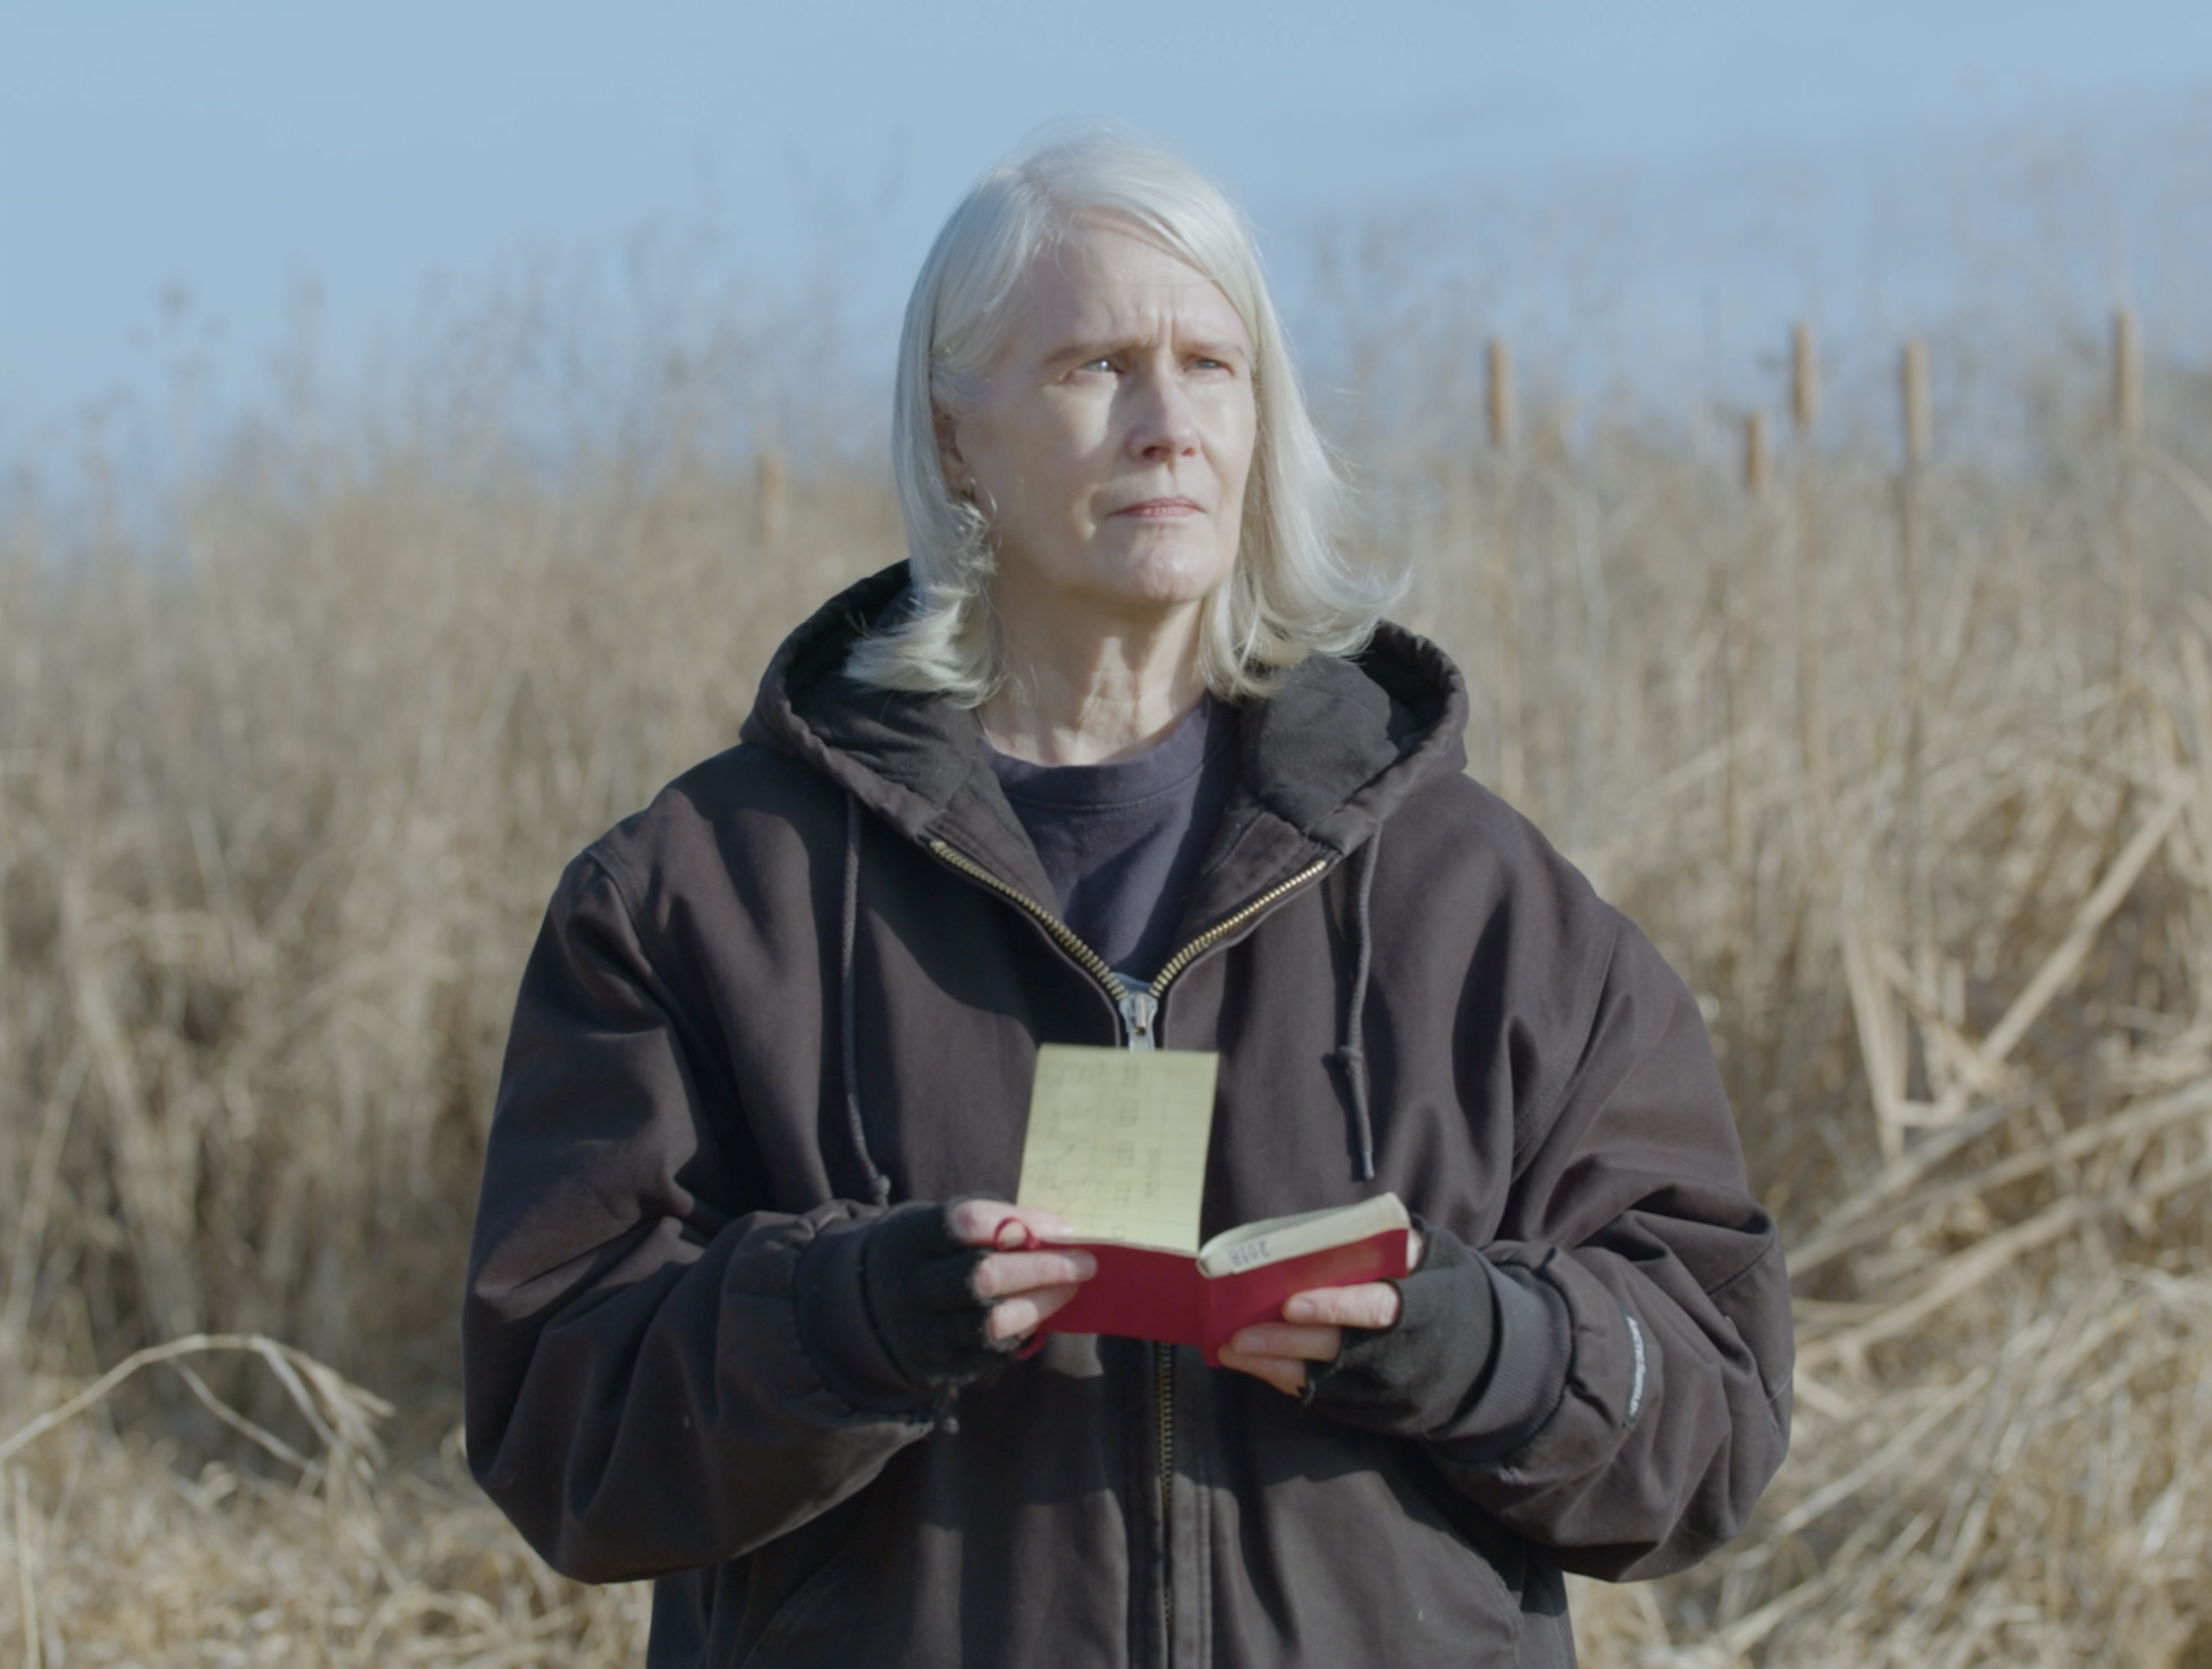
[{"x1": 979, "y1": 596, "x2": 1209, "y2": 766}]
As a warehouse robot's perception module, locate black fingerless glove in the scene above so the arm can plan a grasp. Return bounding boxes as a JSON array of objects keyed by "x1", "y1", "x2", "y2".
[
  {"x1": 859, "y1": 1200, "x2": 1020, "y2": 1391},
  {"x1": 1300, "y1": 1222, "x2": 1502, "y2": 1437}
]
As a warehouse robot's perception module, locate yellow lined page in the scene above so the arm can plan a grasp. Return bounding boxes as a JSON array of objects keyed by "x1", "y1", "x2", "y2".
[{"x1": 1014, "y1": 1044, "x2": 1220, "y2": 1253}]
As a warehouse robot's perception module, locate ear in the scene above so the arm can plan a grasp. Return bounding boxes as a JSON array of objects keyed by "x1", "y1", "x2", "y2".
[{"x1": 933, "y1": 402, "x2": 973, "y2": 499}]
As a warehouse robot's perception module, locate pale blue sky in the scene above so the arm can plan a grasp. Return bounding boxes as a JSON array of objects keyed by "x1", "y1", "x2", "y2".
[{"x1": 3, "y1": 1, "x2": 2208, "y2": 454}]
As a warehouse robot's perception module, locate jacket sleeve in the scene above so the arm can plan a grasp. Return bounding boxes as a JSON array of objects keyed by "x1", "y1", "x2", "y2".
[
  {"x1": 461, "y1": 851, "x2": 937, "y2": 1584},
  {"x1": 1425, "y1": 908, "x2": 1794, "y2": 1581}
]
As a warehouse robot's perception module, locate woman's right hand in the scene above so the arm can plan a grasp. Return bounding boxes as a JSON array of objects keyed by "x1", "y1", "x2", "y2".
[
  {"x1": 859, "y1": 1198, "x2": 1096, "y2": 1389},
  {"x1": 946, "y1": 1198, "x2": 1096, "y2": 1341}
]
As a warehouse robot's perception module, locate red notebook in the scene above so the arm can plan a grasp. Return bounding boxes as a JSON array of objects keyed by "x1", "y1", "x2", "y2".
[{"x1": 1035, "y1": 1194, "x2": 1412, "y2": 1366}]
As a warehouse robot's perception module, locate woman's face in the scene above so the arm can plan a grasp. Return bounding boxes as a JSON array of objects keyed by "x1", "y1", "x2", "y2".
[{"x1": 941, "y1": 218, "x2": 1258, "y2": 636}]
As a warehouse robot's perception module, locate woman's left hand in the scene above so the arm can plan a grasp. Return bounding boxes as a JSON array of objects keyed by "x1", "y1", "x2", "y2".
[{"x1": 1215, "y1": 1231, "x2": 1425, "y2": 1395}]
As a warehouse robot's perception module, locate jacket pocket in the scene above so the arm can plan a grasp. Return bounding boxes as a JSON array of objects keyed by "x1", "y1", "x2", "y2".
[
  {"x1": 733, "y1": 1485, "x2": 883, "y2": 1669},
  {"x1": 1203, "y1": 1408, "x2": 1532, "y2": 1663}
]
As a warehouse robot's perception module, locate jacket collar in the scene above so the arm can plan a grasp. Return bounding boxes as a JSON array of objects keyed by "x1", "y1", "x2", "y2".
[{"x1": 739, "y1": 563, "x2": 1470, "y2": 917}]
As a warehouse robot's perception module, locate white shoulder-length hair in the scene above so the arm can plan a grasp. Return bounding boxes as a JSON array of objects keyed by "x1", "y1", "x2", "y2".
[{"x1": 844, "y1": 132, "x2": 1403, "y2": 705}]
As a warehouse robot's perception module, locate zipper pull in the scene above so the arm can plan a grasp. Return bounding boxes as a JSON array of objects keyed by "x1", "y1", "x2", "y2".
[{"x1": 1112, "y1": 976, "x2": 1160, "y2": 1051}]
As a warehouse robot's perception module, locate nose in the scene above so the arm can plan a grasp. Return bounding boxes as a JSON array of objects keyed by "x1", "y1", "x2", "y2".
[{"x1": 1126, "y1": 366, "x2": 1199, "y2": 461}]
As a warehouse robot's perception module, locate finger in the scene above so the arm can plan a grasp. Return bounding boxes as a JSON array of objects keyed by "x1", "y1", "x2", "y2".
[
  {"x1": 1225, "y1": 1322, "x2": 1344, "y2": 1363},
  {"x1": 947, "y1": 1198, "x2": 1076, "y2": 1248},
  {"x1": 945, "y1": 1197, "x2": 1014, "y2": 1245},
  {"x1": 984, "y1": 1281, "x2": 1083, "y2": 1342},
  {"x1": 1214, "y1": 1345, "x2": 1308, "y2": 1397},
  {"x1": 970, "y1": 1248, "x2": 1097, "y2": 1299},
  {"x1": 1280, "y1": 1281, "x2": 1402, "y2": 1330}
]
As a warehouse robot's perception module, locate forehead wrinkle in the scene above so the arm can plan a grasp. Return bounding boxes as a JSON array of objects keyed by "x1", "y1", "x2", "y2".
[
  {"x1": 1034, "y1": 282, "x2": 1249, "y2": 360},
  {"x1": 998, "y1": 225, "x2": 1251, "y2": 377}
]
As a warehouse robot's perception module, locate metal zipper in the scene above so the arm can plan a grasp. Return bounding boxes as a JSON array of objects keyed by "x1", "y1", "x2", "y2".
[
  {"x1": 1146, "y1": 859, "x2": 1332, "y2": 994},
  {"x1": 927, "y1": 840, "x2": 1123, "y2": 1007},
  {"x1": 926, "y1": 839, "x2": 1331, "y2": 1040},
  {"x1": 925, "y1": 836, "x2": 1332, "y2": 1666},
  {"x1": 1155, "y1": 1338, "x2": 1176, "y2": 1657}
]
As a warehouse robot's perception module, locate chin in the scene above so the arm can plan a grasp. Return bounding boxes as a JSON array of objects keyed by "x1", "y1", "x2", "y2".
[
  {"x1": 1089, "y1": 574, "x2": 1228, "y2": 618},
  {"x1": 1085, "y1": 539, "x2": 1236, "y2": 611}
]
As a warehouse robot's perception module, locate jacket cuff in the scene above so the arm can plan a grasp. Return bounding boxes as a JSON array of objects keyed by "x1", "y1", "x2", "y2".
[
  {"x1": 1446, "y1": 1261, "x2": 1572, "y2": 1456},
  {"x1": 793, "y1": 1216, "x2": 938, "y2": 1417}
]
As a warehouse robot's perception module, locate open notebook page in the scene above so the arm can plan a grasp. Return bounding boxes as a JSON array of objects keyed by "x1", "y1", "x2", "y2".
[{"x1": 1015, "y1": 1044, "x2": 1220, "y2": 1253}]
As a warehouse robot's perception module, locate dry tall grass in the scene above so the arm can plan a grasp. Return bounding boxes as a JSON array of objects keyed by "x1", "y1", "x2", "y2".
[{"x1": 5, "y1": 303, "x2": 2212, "y2": 1664}]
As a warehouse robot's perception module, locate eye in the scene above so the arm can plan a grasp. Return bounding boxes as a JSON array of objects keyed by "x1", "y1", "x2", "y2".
[{"x1": 1075, "y1": 355, "x2": 1116, "y2": 374}]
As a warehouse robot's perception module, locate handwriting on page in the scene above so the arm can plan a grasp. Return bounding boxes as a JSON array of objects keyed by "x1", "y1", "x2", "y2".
[{"x1": 1016, "y1": 1045, "x2": 1220, "y2": 1253}]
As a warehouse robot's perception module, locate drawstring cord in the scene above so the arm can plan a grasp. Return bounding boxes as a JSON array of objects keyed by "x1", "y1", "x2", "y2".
[
  {"x1": 841, "y1": 792, "x2": 892, "y2": 1205},
  {"x1": 1334, "y1": 832, "x2": 1382, "y2": 1182}
]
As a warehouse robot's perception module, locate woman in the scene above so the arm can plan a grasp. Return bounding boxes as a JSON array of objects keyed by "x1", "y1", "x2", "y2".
[{"x1": 463, "y1": 136, "x2": 1792, "y2": 1668}]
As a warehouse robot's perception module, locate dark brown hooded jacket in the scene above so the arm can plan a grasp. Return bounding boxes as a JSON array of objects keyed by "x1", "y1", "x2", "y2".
[{"x1": 463, "y1": 565, "x2": 1794, "y2": 1667}]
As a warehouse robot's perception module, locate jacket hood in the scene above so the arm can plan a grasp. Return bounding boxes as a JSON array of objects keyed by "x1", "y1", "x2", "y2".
[{"x1": 738, "y1": 563, "x2": 1472, "y2": 903}]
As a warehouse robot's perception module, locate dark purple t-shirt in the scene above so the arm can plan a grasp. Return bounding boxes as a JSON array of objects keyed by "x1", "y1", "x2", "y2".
[{"x1": 983, "y1": 697, "x2": 1241, "y2": 979}]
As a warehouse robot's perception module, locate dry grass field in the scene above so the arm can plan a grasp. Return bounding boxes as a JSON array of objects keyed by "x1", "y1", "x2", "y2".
[{"x1": 5, "y1": 301, "x2": 2212, "y2": 1664}]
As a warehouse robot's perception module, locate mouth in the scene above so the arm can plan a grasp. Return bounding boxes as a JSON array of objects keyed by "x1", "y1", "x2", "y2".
[{"x1": 1112, "y1": 497, "x2": 1204, "y2": 519}]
